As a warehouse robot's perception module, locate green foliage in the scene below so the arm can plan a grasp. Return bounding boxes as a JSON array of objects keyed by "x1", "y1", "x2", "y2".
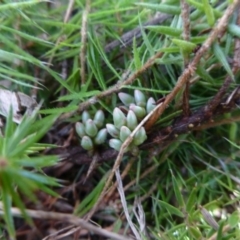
[
  {"x1": 1, "y1": 0, "x2": 240, "y2": 239},
  {"x1": 0, "y1": 111, "x2": 59, "y2": 237}
]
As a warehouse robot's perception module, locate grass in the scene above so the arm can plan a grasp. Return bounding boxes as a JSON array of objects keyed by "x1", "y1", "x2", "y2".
[{"x1": 0, "y1": 0, "x2": 240, "y2": 239}]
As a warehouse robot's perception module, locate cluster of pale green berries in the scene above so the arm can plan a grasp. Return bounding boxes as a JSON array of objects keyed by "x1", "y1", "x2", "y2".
[
  {"x1": 75, "y1": 90, "x2": 156, "y2": 152},
  {"x1": 75, "y1": 110, "x2": 107, "y2": 151}
]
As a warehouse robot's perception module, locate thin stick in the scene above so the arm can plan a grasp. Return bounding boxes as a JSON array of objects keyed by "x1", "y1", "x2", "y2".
[
  {"x1": 180, "y1": 0, "x2": 191, "y2": 117},
  {"x1": 0, "y1": 205, "x2": 132, "y2": 240},
  {"x1": 193, "y1": 115, "x2": 240, "y2": 130},
  {"x1": 80, "y1": 0, "x2": 91, "y2": 86}
]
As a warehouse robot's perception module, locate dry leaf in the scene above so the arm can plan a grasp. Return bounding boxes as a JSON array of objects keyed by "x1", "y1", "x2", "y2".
[{"x1": 0, "y1": 89, "x2": 38, "y2": 123}]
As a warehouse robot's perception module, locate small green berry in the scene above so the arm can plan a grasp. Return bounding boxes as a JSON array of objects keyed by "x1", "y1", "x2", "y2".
[
  {"x1": 94, "y1": 110, "x2": 105, "y2": 129},
  {"x1": 109, "y1": 139, "x2": 122, "y2": 151},
  {"x1": 134, "y1": 90, "x2": 146, "y2": 107},
  {"x1": 146, "y1": 97, "x2": 156, "y2": 113},
  {"x1": 119, "y1": 126, "x2": 131, "y2": 142},
  {"x1": 106, "y1": 123, "x2": 120, "y2": 138},
  {"x1": 118, "y1": 92, "x2": 135, "y2": 107},
  {"x1": 129, "y1": 104, "x2": 146, "y2": 119},
  {"x1": 81, "y1": 136, "x2": 94, "y2": 150},
  {"x1": 94, "y1": 128, "x2": 107, "y2": 145},
  {"x1": 82, "y1": 110, "x2": 91, "y2": 124},
  {"x1": 113, "y1": 107, "x2": 127, "y2": 129},
  {"x1": 75, "y1": 122, "x2": 85, "y2": 138},
  {"x1": 85, "y1": 119, "x2": 98, "y2": 137},
  {"x1": 126, "y1": 110, "x2": 138, "y2": 130},
  {"x1": 133, "y1": 127, "x2": 147, "y2": 145}
]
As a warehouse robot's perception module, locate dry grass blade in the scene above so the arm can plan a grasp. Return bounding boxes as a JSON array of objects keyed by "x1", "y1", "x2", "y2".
[
  {"x1": 115, "y1": 168, "x2": 142, "y2": 240},
  {"x1": 80, "y1": 0, "x2": 91, "y2": 86}
]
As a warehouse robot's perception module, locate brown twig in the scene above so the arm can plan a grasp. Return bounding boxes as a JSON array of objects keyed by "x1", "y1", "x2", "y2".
[
  {"x1": 193, "y1": 115, "x2": 240, "y2": 131},
  {"x1": 181, "y1": 0, "x2": 191, "y2": 117},
  {"x1": 80, "y1": 0, "x2": 91, "y2": 86}
]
